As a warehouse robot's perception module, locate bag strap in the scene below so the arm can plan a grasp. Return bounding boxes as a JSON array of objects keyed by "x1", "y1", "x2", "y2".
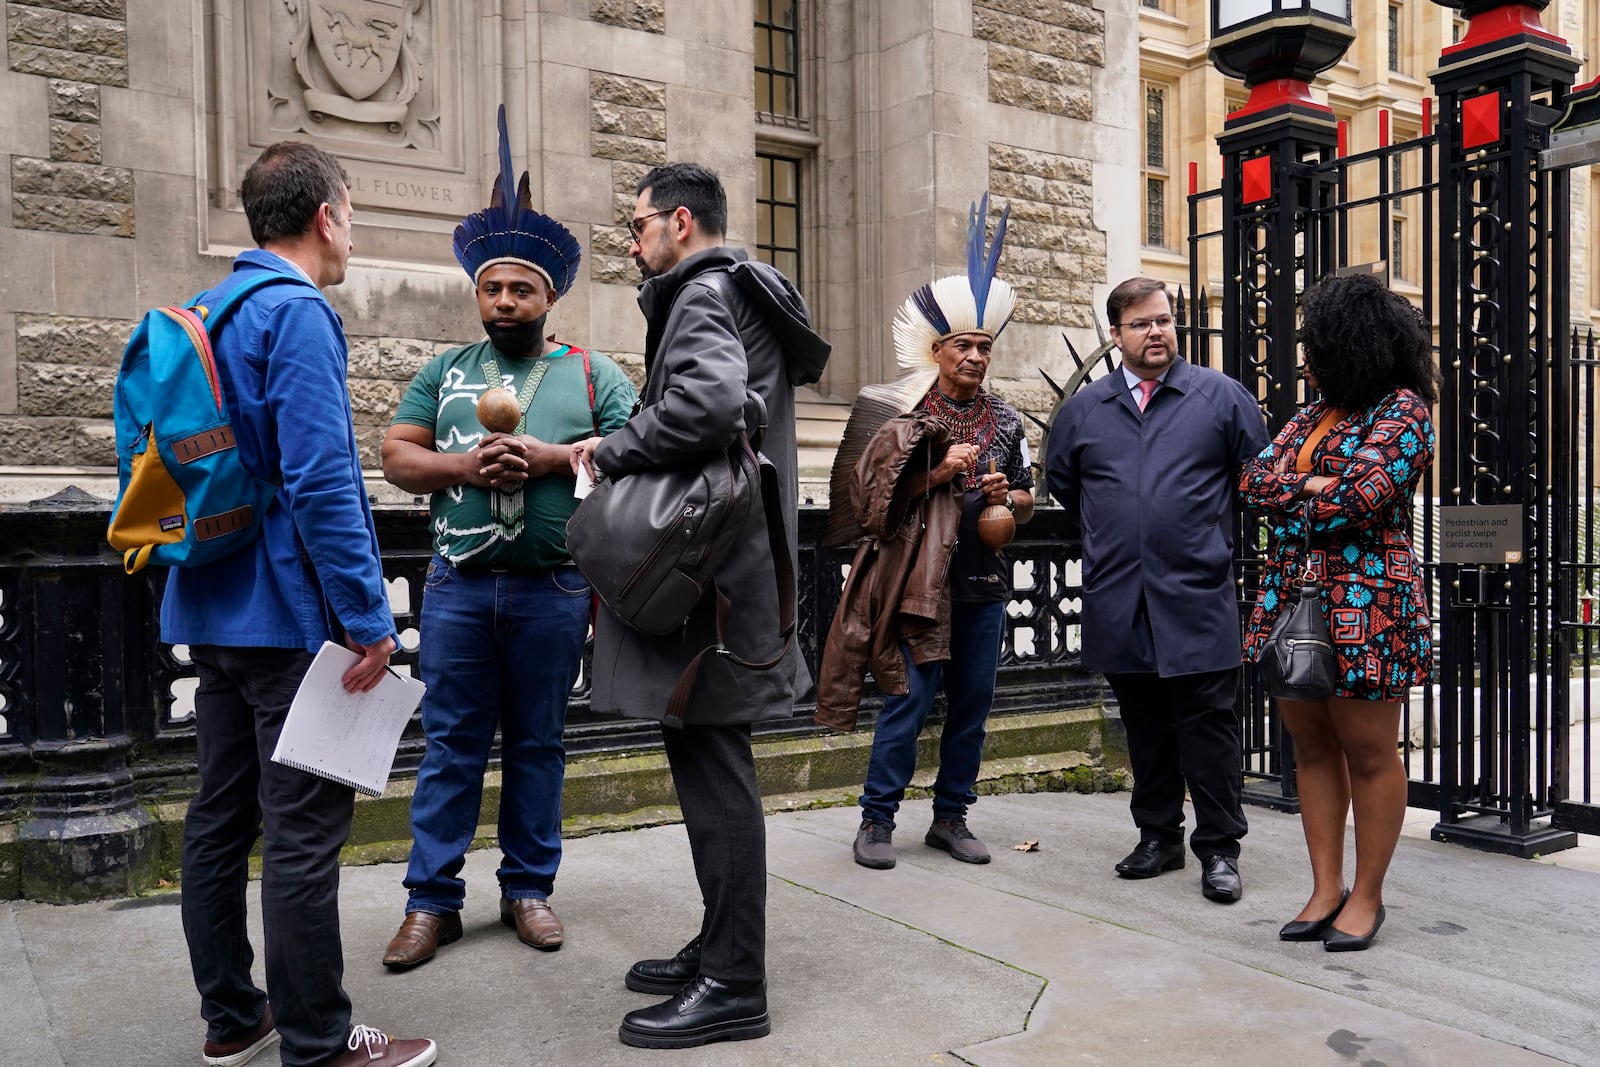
[
  {"x1": 581, "y1": 346, "x2": 598, "y2": 434},
  {"x1": 1297, "y1": 499, "x2": 1319, "y2": 587},
  {"x1": 662, "y1": 438, "x2": 796, "y2": 729},
  {"x1": 191, "y1": 270, "x2": 314, "y2": 331}
]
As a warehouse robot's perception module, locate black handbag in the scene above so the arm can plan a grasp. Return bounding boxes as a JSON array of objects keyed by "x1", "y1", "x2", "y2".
[
  {"x1": 565, "y1": 394, "x2": 796, "y2": 728},
  {"x1": 1259, "y1": 501, "x2": 1338, "y2": 701}
]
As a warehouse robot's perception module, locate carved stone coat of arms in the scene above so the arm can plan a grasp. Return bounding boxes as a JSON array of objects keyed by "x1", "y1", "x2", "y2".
[{"x1": 288, "y1": 0, "x2": 421, "y2": 129}]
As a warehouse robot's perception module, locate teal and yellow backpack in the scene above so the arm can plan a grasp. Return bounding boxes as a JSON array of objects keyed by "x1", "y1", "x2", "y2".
[{"x1": 108, "y1": 273, "x2": 308, "y2": 573}]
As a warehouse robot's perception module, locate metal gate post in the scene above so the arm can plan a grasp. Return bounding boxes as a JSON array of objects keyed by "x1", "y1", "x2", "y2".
[
  {"x1": 1427, "y1": 0, "x2": 1580, "y2": 856},
  {"x1": 1206, "y1": 1, "x2": 1354, "y2": 809}
]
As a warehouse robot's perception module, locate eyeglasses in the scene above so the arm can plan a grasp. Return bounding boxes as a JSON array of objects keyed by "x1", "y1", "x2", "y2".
[
  {"x1": 626, "y1": 208, "x2": 674, "y2": 241},
  {"x1": 1115, "y1": 315, "x2": 1175, "y2": 335}
]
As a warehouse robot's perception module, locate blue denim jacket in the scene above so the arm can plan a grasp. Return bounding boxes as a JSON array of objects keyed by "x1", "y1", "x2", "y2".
[{"x1": 160, "y1": 250, "x2": 395, "y2": 651}]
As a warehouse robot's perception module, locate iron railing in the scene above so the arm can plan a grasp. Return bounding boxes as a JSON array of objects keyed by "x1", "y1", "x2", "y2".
[{"x1": 0, "y1": 496, "x2": 1101, "y2": 816}]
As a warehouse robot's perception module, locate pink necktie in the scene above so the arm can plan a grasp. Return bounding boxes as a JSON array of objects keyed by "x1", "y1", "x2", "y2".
[{"x1": 1137, "y1": 378, "x2": 1158, "y2": 412}]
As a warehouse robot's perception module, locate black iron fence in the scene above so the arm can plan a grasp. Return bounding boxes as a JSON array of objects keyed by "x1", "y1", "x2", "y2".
[{"x1": 0, "y1": 495, "x2": 1099, "y2": 820}]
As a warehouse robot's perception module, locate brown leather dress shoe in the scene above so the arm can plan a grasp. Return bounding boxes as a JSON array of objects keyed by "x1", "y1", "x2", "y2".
[
  {"x1": 500, "y1": 896, "x2": 564, "y2": 950},
  {"x1": 382, "y1": 910, "x2": 463, "y2": 970}
]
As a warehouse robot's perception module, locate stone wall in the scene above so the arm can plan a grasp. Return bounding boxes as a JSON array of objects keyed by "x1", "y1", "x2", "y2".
[
  {"x1": 989, "y1": 145, "x2": 1105, "y2": 331},
  {"x1": 590, "y1": 0, "x2": 663, "y2": 35},
  {"x1": 7, "y1": 0, "x2": 132, "y2": 237},
  {"x1": 587, "y1": 72, "x2": 665, "y2": 289},
  {"x1": 973, "y1": 0, "x2": 1104, "y2": 122},
  {"x1": 0, "y1": 0, "x2": 1136, "y2": 495},
  {"x1": 2, "y1": 311, "x2": 456, "y2": 474}
]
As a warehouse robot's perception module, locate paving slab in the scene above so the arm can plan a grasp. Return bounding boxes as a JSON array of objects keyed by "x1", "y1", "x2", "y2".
[{"x1": 2, "y1": 793, "x2": 1596, "y2": 1067}]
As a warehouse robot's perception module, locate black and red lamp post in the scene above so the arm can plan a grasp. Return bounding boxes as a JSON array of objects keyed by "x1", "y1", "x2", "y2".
[
  {"x1": 1207, "y1": 1, "x2": 1353, "y2": 809},
  {"x1": 1208, "y1": 0, "x2": 1353, "y2": 431}
]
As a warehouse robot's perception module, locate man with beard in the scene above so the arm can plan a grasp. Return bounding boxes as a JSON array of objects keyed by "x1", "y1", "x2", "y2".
[
  {"x1": 1045, "y1": 276, "x2": 1266, "y2": 903},
  {"x1": 378, "y1": 107, "x2": 636, "y2": 969},
  {"x1": 571, "y1": 162, "x2": 829, "y2": 1048}
]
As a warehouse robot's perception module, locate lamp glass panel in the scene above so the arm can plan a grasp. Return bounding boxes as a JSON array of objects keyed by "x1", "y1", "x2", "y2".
[
  {"x1": 1216, "y1": 0, "x2": 1349, "y2": 32},
  {"x1": 1215, "y1": 0, "x2": 1272, "y2": 32}
]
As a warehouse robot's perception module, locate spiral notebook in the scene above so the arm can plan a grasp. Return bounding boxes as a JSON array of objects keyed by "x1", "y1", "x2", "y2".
[{"x1": 270, "y1": 641, "x2": 426, "y2": 797}]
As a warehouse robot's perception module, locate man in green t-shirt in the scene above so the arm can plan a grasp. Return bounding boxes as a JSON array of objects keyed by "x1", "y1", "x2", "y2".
[{"x1": 377, "y1": 107, "x2": 636, "y2": 971}]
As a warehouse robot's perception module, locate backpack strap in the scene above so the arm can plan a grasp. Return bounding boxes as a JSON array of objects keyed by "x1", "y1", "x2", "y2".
[{"x1": 190, "y1": 270, "x2": 316, "y2": 330}]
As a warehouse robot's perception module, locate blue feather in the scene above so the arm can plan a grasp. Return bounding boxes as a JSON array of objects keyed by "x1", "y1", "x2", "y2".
[
  {"x1": 494, "y1": 104, "x2": 516, "y2": 211},
  {"x1": 911, "y1": 284, "x2": 950, "y2": 337},
  {"x1": 968, "y1": 193, "x2": 990, "y2": 327},
  {"x1": 966, "y1": 192, "x2": 1010, "y2": 331}
]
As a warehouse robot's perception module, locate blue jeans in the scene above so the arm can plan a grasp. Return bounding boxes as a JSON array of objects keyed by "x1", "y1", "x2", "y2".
[
  {"x1": 403, "y1": 556, "x2": 589, "y2": 914},
  {"x1": 859, "y1": 598, "x2": 1006, "y2": 828}
]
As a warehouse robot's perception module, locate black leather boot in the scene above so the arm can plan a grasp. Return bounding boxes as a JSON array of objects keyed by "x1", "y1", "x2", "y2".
[
  {"x1": 624, "y1": 933, "x2": 703, "y2": 994},
  {"x1": 618, "y1": 974, "x2": 770, "y2": 1049}
]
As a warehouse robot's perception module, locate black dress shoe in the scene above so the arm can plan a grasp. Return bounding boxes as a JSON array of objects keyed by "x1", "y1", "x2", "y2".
[
  {"x1": 1115, "y1": 840, "x2": 1185, "y2": 879},
  {"x1": 1324, "y1": 904, "x2": 1386, "y2": 952},
  {"x1": 625, "y1": 934, "x2": 703, "y2": 994},
  {"x1": 1200, "y1": 855, "x2": 1243, "y2": 903},
  {"x1": 1279, "y1": 890, "x2": 1349, "y2": 941},
  {"x1": 618, "y1": 974, "x2": 771, "y2": 1049}
]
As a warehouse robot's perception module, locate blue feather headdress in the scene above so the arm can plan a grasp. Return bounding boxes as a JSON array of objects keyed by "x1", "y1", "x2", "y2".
[
  {"x1": 885, "y1": 193, "x2": 1017, "y2": 410},
  {"x1": 452, "y1": 105, "x2": 582, "y2": 296}
]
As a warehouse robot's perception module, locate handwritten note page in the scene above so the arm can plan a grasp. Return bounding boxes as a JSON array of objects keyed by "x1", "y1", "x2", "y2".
[{"x1": 270, "y1": 641, "x2": 425, "y2": 796}]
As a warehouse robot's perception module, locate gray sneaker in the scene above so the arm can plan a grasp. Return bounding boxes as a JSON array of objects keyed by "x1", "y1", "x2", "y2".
[
  {"x1": 925, "y1": 817, "x2": 991, "y2": 864},
  {"x1": 853, "y1": 819, "x2": 896, "y2": 869}
]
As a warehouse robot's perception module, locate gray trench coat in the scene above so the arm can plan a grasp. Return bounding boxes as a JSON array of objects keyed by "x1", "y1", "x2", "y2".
[{"x1": 588, "y1": 247, "x2": 830, "y2": 725}]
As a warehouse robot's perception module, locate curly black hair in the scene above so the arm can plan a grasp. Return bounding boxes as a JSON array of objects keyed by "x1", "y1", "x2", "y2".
[{"x1": 1299, "y1": 272, "x2": 1439, "y2": 409}]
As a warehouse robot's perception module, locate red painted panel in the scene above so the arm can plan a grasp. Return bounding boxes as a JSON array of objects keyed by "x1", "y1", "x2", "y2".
[
  {"x1": 1241, "y1": 155, "x2": 1273, "y2": 205},
  {"x1": 1461, "y1": 91, "x2": 1501, "y2": 150}
]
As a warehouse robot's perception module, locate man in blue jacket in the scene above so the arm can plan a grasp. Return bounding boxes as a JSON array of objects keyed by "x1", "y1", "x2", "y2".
[
  {"x1": 161, "y1": 142, "x2": 435, "y2": 1067},
  {"x1": 1045, "y1": 276, "x2": 1267, "y2": 904}
]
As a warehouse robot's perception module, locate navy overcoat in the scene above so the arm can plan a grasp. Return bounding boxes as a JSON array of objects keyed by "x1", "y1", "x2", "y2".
[{"x1": 1045, "y1": 358, "x2": 1268, "y2": 677}]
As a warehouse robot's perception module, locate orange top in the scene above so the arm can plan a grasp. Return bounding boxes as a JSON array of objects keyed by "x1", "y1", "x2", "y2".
[{"x1": 1295, "y1": 405, "x2": 1348, "y2": 474}]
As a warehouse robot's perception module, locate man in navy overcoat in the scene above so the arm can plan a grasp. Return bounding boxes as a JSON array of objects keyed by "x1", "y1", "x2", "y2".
[{"x1": 1046, "y1": 276, "x2": 1267, "y2": 902}]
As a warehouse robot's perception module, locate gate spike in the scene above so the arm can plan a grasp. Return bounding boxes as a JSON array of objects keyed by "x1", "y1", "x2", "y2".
[
  {"x1": 1038, "y1": 367, "x2": 1066, "y2": 399},
  {"x1": 1062, "y1": 331, "x2": 1083, "y2": 365},
  {"x1": 1024, "y1": 412, "x2": 1051, "y2": 432}
]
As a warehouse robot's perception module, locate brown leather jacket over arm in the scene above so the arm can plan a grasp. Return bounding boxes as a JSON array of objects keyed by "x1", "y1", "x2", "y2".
[{"x1": 814, "y1": 413, "x2": 962, "y2": 731}]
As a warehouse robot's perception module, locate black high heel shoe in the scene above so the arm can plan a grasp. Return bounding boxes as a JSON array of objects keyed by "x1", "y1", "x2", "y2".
[
  {"x1": 1278, "y1": 890, "x2": 1349, "y2": 942},
  {"x1": 1323, "y1": 904, "x2": 1386, "y2": 952}
]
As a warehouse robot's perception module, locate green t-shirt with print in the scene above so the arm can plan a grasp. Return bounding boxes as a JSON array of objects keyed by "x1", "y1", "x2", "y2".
[{"x1": 392, "y1": 339, "x2": 637, "y2": 570}]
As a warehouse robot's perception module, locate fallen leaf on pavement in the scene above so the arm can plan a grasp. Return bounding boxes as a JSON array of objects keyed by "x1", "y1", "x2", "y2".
[{"x1": 1012, "y1": 840, "x2": 1040, "y2": 852}]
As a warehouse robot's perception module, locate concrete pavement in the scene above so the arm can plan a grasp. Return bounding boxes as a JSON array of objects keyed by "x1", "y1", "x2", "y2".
[{"x1": 2, "y1": 792, "x2": 1597, "y2": 1067}]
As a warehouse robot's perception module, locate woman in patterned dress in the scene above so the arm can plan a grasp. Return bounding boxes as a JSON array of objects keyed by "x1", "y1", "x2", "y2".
[{"x1": 1238, "y1": 272, "x2": 1438, "y2": 952}]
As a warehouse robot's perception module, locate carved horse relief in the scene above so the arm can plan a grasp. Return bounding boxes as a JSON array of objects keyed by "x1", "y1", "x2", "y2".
[{"x1": 286, "y1": 0, "x2": 421, "y2": 129}]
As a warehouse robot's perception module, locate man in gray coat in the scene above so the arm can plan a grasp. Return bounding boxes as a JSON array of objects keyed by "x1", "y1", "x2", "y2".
[
  {"x1": 1045, "y1": 276, "x2": 1267, "y2": 903},
  {"x1": 571, "y1": 162, "x2": 829, "y2": 1048}
]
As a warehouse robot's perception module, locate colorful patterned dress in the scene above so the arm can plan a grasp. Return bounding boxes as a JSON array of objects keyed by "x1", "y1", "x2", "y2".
[{"x1": 1238, "y1": 388, "x2": 1435, "y2": 701}]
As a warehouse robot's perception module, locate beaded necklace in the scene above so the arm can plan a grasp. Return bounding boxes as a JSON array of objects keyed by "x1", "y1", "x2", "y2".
[{"x1": 920, "y1": 388, "x2": 996, "y2": 479}]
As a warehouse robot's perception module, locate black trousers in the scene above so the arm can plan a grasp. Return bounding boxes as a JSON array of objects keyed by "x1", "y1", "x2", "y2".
[
  {"x1": 660, "y1": 722, "x2": 766, "y2": 984},
  {"x1": 1104, "y1": 667, "x2": 1248, "y2": 860},
  {"x1": 182, "y1": 646, "x2": 354, "y2": 1067}
]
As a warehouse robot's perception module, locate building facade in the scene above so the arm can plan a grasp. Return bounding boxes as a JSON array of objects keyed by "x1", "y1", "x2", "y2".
[
  {"x1": 1137, "y1": 0, "x2": 1599, "y2": 335},
  {"x1": 0, "y1": 0, "x2": 1150, "y2": 502}
]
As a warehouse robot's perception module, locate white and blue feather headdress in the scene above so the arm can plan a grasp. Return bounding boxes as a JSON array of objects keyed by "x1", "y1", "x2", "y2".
[
  {"x1": 452, "y1": 105, "x2": 581, "y2": 296},
  {"x1": 886, "y1": 193, "x2": 1016, "y2": 410}
]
